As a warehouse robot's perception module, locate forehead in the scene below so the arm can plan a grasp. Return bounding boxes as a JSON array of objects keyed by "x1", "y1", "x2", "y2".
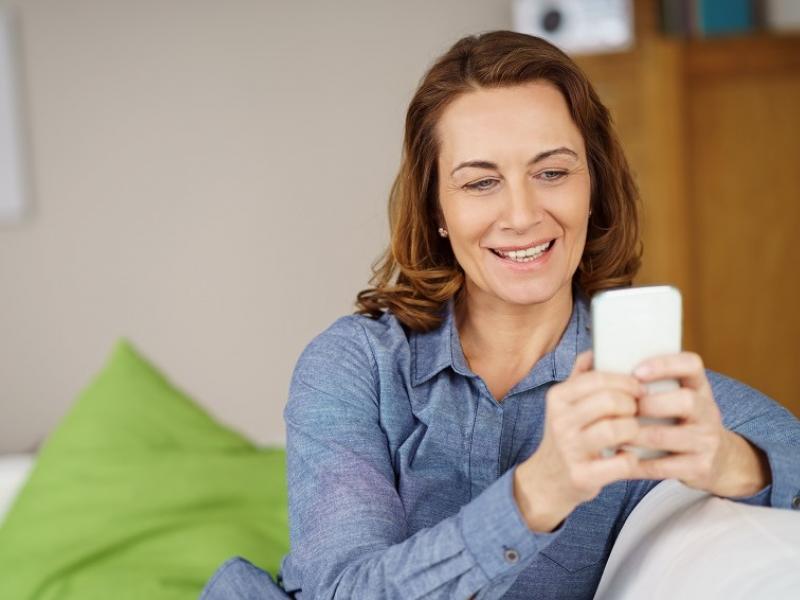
[{"x1": 435, "y1": 82, "x2": 584, "y2": 164}]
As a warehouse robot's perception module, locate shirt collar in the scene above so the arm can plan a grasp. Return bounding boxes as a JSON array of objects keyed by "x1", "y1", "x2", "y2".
[{"x1": 411, "y1": 289, "x2": 592, "y2": 394}]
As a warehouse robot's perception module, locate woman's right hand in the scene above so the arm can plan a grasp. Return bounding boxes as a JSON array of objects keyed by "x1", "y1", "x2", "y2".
[{"x1": 513, "y1": 350, "x2": 644, "y2": 532}]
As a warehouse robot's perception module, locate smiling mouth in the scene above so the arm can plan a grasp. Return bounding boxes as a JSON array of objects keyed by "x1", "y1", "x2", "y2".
[{"x1": 489, "y1": 239, "x2": 555, "y2": 262}]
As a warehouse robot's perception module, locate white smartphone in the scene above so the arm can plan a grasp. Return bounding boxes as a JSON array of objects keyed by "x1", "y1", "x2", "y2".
[{"x1": 591, "y1": 285, "x2": 682, "y2": 460}]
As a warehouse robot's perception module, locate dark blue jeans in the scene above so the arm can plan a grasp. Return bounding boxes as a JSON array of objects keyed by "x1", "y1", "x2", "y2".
[{"x1": 199, "y1": 557, "x2": 291, "y2": 599}]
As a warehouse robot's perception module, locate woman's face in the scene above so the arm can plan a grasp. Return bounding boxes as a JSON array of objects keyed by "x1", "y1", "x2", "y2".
[{"x1": 436, "y1": 81, "x2": 591, "y2": 307}]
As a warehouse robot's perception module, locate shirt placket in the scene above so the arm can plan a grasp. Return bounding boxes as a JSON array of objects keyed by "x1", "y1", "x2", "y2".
[{"x1": 469, "y1": 380, "x2": 505, "y2": 500}]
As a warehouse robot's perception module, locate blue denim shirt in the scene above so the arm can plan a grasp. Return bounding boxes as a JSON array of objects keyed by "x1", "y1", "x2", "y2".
[{"x1": 278, "y1": 294, "x2": 800, "y2": 599}]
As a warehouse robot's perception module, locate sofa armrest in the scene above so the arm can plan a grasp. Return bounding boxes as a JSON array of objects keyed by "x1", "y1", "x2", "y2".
[{"x1": 594, "y1": 479, "x2": 800, "y2": 599}]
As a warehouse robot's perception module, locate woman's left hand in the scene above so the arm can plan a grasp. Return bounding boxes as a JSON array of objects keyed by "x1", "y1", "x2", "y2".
[{"x1": 628, "y1": 352, "x2": 770, "y2": 496}]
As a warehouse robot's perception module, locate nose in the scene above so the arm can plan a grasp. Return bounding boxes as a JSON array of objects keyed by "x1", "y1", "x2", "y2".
[{"x1": 498, "y1": 178, "x2": 544, "y2": 233}]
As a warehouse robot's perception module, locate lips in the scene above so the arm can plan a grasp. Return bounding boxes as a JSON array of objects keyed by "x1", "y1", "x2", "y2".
[
  {"x1": 487, "y1": 238, "x2": 557, "y2": 267},
  {"x1": 489, "y1": 239, "x2": 555, "y2": 259},
  {"x1": 490, "y1": 238, "x2": 556, "y2": 253}
]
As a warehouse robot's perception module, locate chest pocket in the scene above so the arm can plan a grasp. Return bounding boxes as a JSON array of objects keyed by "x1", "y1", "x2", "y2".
[{"x1": 539, "y1": 481, "x2": 627, "y2": 573}]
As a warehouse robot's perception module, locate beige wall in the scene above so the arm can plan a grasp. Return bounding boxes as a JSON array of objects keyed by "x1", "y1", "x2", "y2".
[{"x1": 0, "y1": 0, "x2": 510, "y2": 453}]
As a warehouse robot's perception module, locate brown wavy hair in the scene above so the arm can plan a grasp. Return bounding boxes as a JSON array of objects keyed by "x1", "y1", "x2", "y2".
[{"x1": 355, "y1": 30, "x2": 642, "y2": 332}]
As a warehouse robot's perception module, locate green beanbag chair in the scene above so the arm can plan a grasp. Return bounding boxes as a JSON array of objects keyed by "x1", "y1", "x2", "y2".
[{"x1": 0, "y1": 339, "x2": 288, "y2": 600}]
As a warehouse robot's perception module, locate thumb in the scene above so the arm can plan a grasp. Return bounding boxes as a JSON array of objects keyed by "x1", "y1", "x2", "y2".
[{"x1": 570, "y1": 350, "x2": 594, "y2": 377}]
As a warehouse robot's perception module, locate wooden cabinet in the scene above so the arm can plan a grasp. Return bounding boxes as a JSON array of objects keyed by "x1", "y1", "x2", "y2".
[{"x1": 575, "y1": 0, "x2": 800, "y2": 415}]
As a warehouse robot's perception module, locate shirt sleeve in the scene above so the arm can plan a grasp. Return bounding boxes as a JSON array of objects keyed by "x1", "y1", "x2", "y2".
[
  {"x1": 709, "y1": 370, "x2": 800, "y2": 510},
  {"x1": 279, "y1": 317, "x2": 563, "y2": 600}
]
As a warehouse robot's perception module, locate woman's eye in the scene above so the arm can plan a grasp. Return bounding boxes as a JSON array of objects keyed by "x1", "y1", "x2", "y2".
[
  {"x1": 538, "y1": 170, "x2": 567, "y2": 181},
  {"x1": 464, "y1": 178, "x2": 497, "y2": 192}
]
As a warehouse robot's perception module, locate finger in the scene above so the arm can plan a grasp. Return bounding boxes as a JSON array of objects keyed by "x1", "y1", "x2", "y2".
[
  {"x1": 630, "y1": 452, "x2": 705, "y2": 482},
  {"x1": 638, "y1": 387, "x2": 697, "y2": 420},
  {"x1": 631, "y1": 424, "x2": 702, "y2": 454},
  {"x1": 633, "y1": 352, "x2": 710, "y2": 391},
  {"x1": 568, "y1": 389, "x2": 638, "y2": 430},
  {"x1": 581, "y1": 416, "x2": 640, "y2": 456},
  {"x1": 585, "y1": 449, "x2": 640, "y2": 486},
  {"x1": 556, "y1": 371, "x2": 645, "y2": 405},
  {"x1": 570, "y1": 350, "x2": 594, "y2": 377}
]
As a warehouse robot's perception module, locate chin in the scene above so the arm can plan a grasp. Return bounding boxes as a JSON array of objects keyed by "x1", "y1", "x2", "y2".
[
  {"x1": 500, "y1": 292, "x2": 557, "y2": 307},
  {"x1": 491, "y1": 282, "x2": 565, "y2": 306},
  {"x1": 472, "y1": 242, "x2": 577, "y2": 307}
]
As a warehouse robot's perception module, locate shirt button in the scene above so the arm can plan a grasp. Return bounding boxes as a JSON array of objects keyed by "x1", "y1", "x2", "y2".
[
  {"x1": 503, "y1": 548, "x2": 520, "y2": 564},
  {"x1": 792, "y1": 495, "x2": 800, "y2": 510}
]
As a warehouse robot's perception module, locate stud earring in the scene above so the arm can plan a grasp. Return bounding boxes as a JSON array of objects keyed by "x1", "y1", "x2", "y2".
[{"x1": 438, "y1": 227, "x2": 448, "y2": 238}]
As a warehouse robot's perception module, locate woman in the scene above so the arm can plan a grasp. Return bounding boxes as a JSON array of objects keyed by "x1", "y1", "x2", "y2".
[{"x1": 201, "y1": 31, "x2": 800, "y2": 600}]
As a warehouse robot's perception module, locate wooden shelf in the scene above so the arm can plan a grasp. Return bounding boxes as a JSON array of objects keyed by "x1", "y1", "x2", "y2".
[
  {"x1": 685, "y1": 33, "x2": 800, "y2": 78},
  {"x1": 575, "y1": 0, "x2": 800, "y2": 415}
]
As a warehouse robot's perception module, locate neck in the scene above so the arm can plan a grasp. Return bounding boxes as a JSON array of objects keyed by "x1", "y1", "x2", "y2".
[{"x1": 455, "y1": 283, "x2": 574, "y2": 369}]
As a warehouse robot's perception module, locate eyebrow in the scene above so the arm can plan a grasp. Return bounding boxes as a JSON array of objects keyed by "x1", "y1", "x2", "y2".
[{"x1": 449, "y1": 147, "x2": 579, "y2": 177}]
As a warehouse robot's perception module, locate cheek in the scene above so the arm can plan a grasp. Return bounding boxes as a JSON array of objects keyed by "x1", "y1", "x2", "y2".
[
  {"x1": 570, "y1": 210, "x2": 591, "y2": 263},
  {"x1": 443, "y1": 204, "x2": 496, "y2": 278},
  {"x1": 446, "y1": 202, "x2": 494, "y2": 245},
  {"x1": 554, "y1": 177, "x2": 591, "y2": 230}
]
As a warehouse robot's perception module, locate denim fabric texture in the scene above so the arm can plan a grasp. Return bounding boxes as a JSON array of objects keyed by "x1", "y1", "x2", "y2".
[
  {"x1": 272, "y1": 293, "x2": 800, "y2": 599},
  {"x1": 199, "y1": 556, "x2": 290, "y2": 599}
]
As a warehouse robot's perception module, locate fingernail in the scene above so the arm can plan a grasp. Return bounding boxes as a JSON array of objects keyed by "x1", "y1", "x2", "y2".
[{"x1": 634, "y1": 364, "x2": 652, "y2": 378}]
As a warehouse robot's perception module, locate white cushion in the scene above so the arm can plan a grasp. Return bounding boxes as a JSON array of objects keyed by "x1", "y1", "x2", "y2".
[
  {"x1": 595, "y1": 479, "x2": 800, "y2": 599},
  {"x1": 0, "y1": 454, "x2": 35, "y2": 525}
]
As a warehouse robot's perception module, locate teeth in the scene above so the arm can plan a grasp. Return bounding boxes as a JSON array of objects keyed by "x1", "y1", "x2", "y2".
[{"x1": 496, "y1": 241, "x2": 551, "y2": 261}]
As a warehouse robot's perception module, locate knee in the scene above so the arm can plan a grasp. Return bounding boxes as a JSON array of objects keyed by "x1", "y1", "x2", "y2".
[
  {"x1": 199, "y1": 556, "x2": 256, "y2": 599},
  {"x1": 199, "y1": 556, "x2": 287, "y2": 600},
  {"x1": 216, "y1": 556, "x2": 255, "y2": 577}
]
